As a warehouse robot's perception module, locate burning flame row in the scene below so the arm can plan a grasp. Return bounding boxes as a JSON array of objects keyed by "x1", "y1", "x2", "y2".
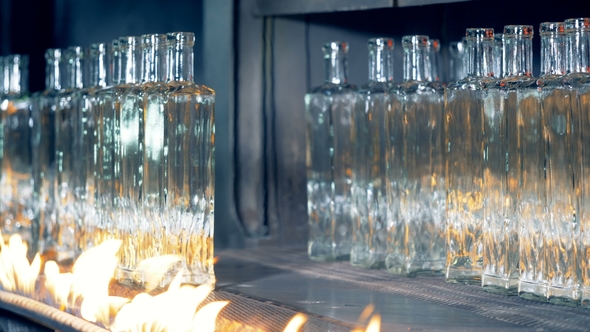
[{"x1": 0, "y1": 233, "x2": 380, "y2": 332}]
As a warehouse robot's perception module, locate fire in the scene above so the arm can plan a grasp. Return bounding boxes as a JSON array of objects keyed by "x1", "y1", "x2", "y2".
[{"x1": 0, "y1": 235, "x2": 383, "y2": 332}]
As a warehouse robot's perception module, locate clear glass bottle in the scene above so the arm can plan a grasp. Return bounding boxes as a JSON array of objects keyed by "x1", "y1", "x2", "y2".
[
  {"x1": 547, "y1": 17, "x2": 590, "y2": 307},
  {"x1": 77, "y1": 43, "x2": 111, "y2": 250},
  {"x1": 164, "y1": 31, "x2": 215, "y2": 286},
  {"x1": 445, "y1": 28, "x2": 494, "y2": 284},
  {"x1": 95, "y1": 38, "x2": 130, "y2": 245},
  {"x1": 352, "y1": 38, "x2": 393, "y2": 269},
  {"x1": 386, "y1": 35, "x2": 445, "y2": 276},
  {"x1": 306, "y1": 42, "x2": 356, "y2": 261},
  {"x1": 493, "y1": 33, "x2": 504, "y2": 79},
  {"x1": 482, "y1": 25, "x2": 534, "y2": 295},
  {"x1": 570, "y1": 17, "x2": 590, "y2": 308},
  {"x1": 31, "y1": 49, "x2": 62, "y2": 260},
  {"x1": 116, "y1": 34, "x2": 163, "y2": 283},
  {"x1": 55, "y1": 46, "x2": 87, "y2": 265},
  {"x1": 0, "y1": 54, "x2": 32, "y2": 254},
  {"x1": 448, "y1": 41, "x2": 465, "y2": 82},
  {"x1": 517, "y1": 22, "x2": 564, "y2": 302}
]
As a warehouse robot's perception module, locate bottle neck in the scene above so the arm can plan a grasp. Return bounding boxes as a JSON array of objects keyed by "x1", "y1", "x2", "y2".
[
  {"x1": 324, "y1": 47, "x2": 348, "y2": 84},
  {"x1": 403, "y1": 37, "x2": 430, "y2": 82},
  {"x1": 142, "y1": 37, "x2": 168, "y2": 83},
  {"x1": 169, "y1": 43, "x2": 194, "y2": 82},
  {"x1": 45, "y1": 52, "x2": 62, "y2": 91},
  {"x1": 569, "y1": 30, "x2": 590, "y2": 74},
  {"x1": 120, "y1": 43, "x2": 142, "y2": 85},
  {"x1": 90, "y1": 45, "x2": 110, "y2": 88},
  {"x1": 112, "y1": 42, "x2": 120, "y2": 86},
  {"x1": 368, "y1": 43, "x2": 393, "y2": 83},
  {"x1": 493, "y1": 34, "x2": 503, "y2": 78},
  {"x1": 466, "y1": 37, "x2": 494, "y2": 78},
  {"x1": 541, "y1": 34, "x2": 566, "y2": 76},
  {"x1": 6, "y1": 55, "x2": 28, "y2": 94},
  {"x1": 503, "y1": 35, "x2": 533, "y2": 77},
  {"x1": 64, "y1": 49, "x2": 85, "y2": 90}
]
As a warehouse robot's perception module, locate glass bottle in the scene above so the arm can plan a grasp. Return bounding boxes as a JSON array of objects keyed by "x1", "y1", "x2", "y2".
[
  {"x1": 306, "y1": 42, "x2": 356, "y2": 262},
  {"x1": 570, "y1": 17, "x2": 590, "y2": 308},
  {"x1": 0, "y1": 56, "x2": 4, "y2": 97},
  {"x1": 429, "y1": 38, "x2": 441, "y2": 82},
  {"x1": 31, "y1": 49, "x2": 62, "y2": 260},
  {"x1": 493, "y1": 33, "x2": 504, "y2": 79},
  {"x1": 0, "y1": 55, "x2": 32, "y2": 254},
  {"x1": 77, "y1": 43, "x2": 111, "y2": 250},
  {"x1": 95, "y1": 38, "x2": 129, "y2": 245},
  {"x1": 386, "y1": 35, "x2": 445, "y2": 276},
  {"x1": 55, "y1": 46, "x2": 87, "y2": 265},
  {"x1": 165, "y1": 31, "x2": 215, "y2": 286},
  {"x1": 556, "y1": 17, "x2": 590, "y2": 307},
  {"x1": 517, "y1": 22, "x2": 565, "y2": 302},
  {"x1": 116, "y1": 34, "x2": 163, "y2": 283},
  {"x1": 481, "y1": 25, "x2": 534, "y2": 295},
  {"x1": 352, "y1": 38, "x2": 393, "y2": 269},
  {"x1": 445, "y1": 28, "x2": 494, "y2": 284},
  {"x1": 448, "y1": 41, "x2": 465, "y2": 82}
]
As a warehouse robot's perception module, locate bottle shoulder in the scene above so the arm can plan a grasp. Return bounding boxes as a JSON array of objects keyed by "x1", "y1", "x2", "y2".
[
  {"x1": 358, "y1": 81, "x2": 391, "y2": 94},
  {"x1": 446, "y1": 76, "x2": 496, "y2": 92},
  {"x1": 308, "y1": 82, "x2": 356, "y2": 96},
  {"x1": 395, "y1": 80, "x2": 444, "y2": 95},
  {"x1": 169, "y1": 82, "x2": 215, "y2": 96}
]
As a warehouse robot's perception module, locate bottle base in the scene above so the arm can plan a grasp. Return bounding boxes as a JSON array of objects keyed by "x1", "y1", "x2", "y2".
[
  {"x1": 581, "y1": 288, "x2": 590, "y2": 308},
  {"x1": 547, "y1": 286, "x2": 580, "y2": 307},
  {"x1": 482, "y1": 274, "x2": 518, "y2": 295},
  {"x1": 386, "y1": 256, "x2": 445, "y2": 277},
  {"x1": 350, "y1": 250, "x2": 386, "y2": 269},
  {"x1": 446, "y1": 266, "x2": 482, "y2": 285},
  {"x1": 308, "y1": 242, "x2": 350, "y2": 262},
  {"x1": 518, "y1": 280, "x2": 547, "y2": 302}
]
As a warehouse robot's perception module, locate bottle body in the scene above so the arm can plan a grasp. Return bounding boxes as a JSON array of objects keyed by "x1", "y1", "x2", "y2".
[
  {"x1": 517, "y1": 81, "x2": 547, "y2": 301},
  {"x1": 165, "y1": 82, "x2": 215, "y2": 286},
  {"x1": 444, "y1": 78, "x2": 488, "y2": 284},
  {"x1": 0, "y1": 93, "x2": 33, "y2": 250},
  {"x1": 482, "y1": 77, "x2": 529, "y2": 294},
  {"x1": 573, "y1": 74, "x2": 590, "y2": 307},
  {"x1": 31, "y1": 90, "x2": 58, "y2": 258},
  {"x1": 386, "y1": 81, "x2": 446, "y2": 275},
  {"x1": 306, "y1": 83, "x2": 356, "y2": 261},
  {"x1": 352, "y1": 82, "x2": 389, "y2": 268}
]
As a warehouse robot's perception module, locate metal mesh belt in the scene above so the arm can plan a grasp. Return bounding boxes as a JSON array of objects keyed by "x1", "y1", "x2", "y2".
[{"x1": 219, "y1": 247, "x2": 590, "y2": 332}]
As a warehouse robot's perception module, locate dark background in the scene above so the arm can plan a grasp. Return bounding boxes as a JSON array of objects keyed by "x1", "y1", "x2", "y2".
[{"x1": 1, "y1": 0, "x2": 589, "y2": 250}]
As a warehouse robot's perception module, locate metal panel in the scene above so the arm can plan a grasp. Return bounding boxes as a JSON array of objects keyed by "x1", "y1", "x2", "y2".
[{"x1": 254, "y1": 0, "x2": 393, "y2": 16}]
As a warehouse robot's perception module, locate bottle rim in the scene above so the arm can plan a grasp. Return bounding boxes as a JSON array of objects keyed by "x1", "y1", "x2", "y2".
[
  {"x1": 503, "y1": 25, "x2": 534, "y2": 37},
  {"x1": 539, "y1": 22, "x2": 566, "y2": 36},
  {"x1": 368, "y1": 38, "x2": 394, "y2": 49},
  {"x1": 465, "y1": 28, "x2": 494, "y2": 40},
  {"x1": 402, "y1": 35, "x2": 429, "y2": 49}
]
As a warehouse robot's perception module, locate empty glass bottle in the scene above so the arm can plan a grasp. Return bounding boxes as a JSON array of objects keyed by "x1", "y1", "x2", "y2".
[
  {"x1": 570, "y1": 17, "x2": 590, "y2": 308},
  {"x1": 77, "y1": 43, "x2": 111, "y2": 250},
  {"x1": 352, "y1": 38, "x2": 393, "y2": 269},
  {"x1": 165, "y1": 31, "x2": 215, "y2": 286},
  {"x1": 482, "y1": 25, "x2": 534, "y2": 295},
  {"x1": 445, "y1": 28, "x2": 494, "y2": 284},
  {"x1": 387, "y1": 35, "x2": 445, "y2": 276},
  {"x1": 306, "y1": 42, "x2": 356, "y2": 262},
  {"x1": 518, "y1": 22, "x2": 565, "y2": 302},
  {"x1": 0, "y1": 55, "x2": 32, "y2": 255},
  {"x1": 95, "y1": 38, "x2": 131, "y2": 245},
  {"x1": 116, "y1": 34, "x2": 164, "y2": 283},
  {"x1": 54, "y1": 46, "x2": 87, "y2": 264},
  {"x1": 31, "y1": 49, "x2": 62, "y2": 260}
]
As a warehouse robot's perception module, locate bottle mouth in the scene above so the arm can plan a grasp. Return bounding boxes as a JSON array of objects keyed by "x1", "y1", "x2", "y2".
[
  {"x1": 142, "y1": 34, "x2": 167, "y2": 48},
  {"x1": 429, "y1": 39, "x2": 440, "y2": 52},
  {"x1": 465, "y1": 28, "x2": 494, "y2": 40},
  {"x1": 402, "y1": 35, "x2": 429, "y2": 50},
  {"x1": 322, "y1": 41, "x2": 348, "y2": 54},
  {"x1": 565, "y1": 18, "x2": 590, "y2": 33},
  {"x1": 449, "y1": 41, "x2": 464, "y2": 54},
  {"x1": 91, "y1": 43, "x2": 108, "y2": 56},
  {"x1": 119, "y1": 36, "x2": 141, "y2": 49},
  {"x1": 539, "y1": 22, "x2": 566, "y2": 36},
  {"x1": 504, "y1": 25, "x2": 534, "y2": 37},
  {"x1": 167, "y1": 32, "x2": 195, "y2": 47},
  {"x1": 368, "y1": 38, "x2": 394, "y2": 50},
  {"x1": 45, "y1": 48, "x2": 62, "y2": 62}
]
